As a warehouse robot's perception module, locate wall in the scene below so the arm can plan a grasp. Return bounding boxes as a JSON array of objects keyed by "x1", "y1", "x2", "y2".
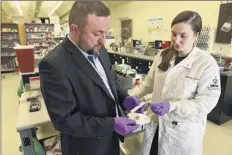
[
  {"x1": 10, "y1": 16, "x2": 29, "y2": 24},
  {"x1": 58, "y1": 2, "x2": 122, "y2": 31},
  {"x1": 110, "y1": 1, "x2": 232, "y2": 56},
  {"x1": 60, "y1": 13, "x2": 69, "y2": 25},
  {"x1": 58, "y1": 1, "x2": 125, "y2": 24},
  {"x1": 1, "y1": 10, "x2": 12, "y2": 23}
]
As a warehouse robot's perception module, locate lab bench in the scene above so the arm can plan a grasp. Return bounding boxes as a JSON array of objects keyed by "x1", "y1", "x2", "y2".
[
  {"x1": 17, "y1": 92, "x2": 60, "y2": 155},
  {"x1": 108, "y1": 51, "x2": 154, "y2": 74},
  {"x1": 108, "y1": 51, "x2": 232, "y2": 125},
  {"x1": 17, "y1": 89, "x2": 142, "y2": 155}
]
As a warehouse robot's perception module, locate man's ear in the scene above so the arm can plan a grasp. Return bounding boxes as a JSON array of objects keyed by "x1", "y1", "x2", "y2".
[{"x1": 70, "y1": 24, "x2": 80, "y2": 35}]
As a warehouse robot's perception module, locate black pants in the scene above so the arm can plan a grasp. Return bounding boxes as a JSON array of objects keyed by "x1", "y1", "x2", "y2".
[{"x1": 149, "y1": 125, "x2": 159, "y2": 155}]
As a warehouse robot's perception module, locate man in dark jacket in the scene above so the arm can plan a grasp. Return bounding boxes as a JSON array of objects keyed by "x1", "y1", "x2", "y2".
[{"x1": 39, "y1": 1, "x2": 144, "y2": 155}]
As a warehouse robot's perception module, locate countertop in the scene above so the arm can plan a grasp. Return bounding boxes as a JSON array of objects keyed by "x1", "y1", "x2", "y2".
[
  {"x1": 220, "y1": 70, "x2": 232, "y2": 76},
  {"x1": 108, "y1": 51, "x2": 232, "y2": 61},
  {"x1": 108, "y1": 51, "x2": 154, "y2": 61},
  {"x1": 211, "y1": 54, "x2": 232, "y2": 59},
  {"x1": 108, "y1": 50, "x2": 232, "y2": 76}
]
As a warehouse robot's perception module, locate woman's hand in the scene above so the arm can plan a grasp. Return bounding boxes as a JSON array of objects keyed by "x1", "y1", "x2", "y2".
[{"x1": 150, "y1": 102, "x2": 170, "y2": 116}]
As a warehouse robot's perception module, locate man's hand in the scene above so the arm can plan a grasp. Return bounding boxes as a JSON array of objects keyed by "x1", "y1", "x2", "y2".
[
  {"x1": 123, "y1": 96, "x2": 144, "y2": 113},
  {"x1": 113, "y1": 117, "x2": 139, "y2": 136}
]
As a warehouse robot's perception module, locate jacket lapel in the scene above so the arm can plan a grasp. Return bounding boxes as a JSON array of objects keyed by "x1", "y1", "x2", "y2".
[
  {"x1": 62, "y1": 37, "x2": 115, "y2": 101},
  {"x1": 98, "y1": 52, "x2": 122, "y2": 116},
  {"x1": 98, "y1": 52, "x2": 119, "y2": 103}
]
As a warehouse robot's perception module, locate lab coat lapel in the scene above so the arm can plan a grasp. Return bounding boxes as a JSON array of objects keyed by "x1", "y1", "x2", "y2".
[
  {"x1": 174, "y1": 47, "x2": 199, "y2": 69},
  {"x1": 63, "y1": 37, "x2": 115, "y2": 100},
  {"x1": 169, "y1": 47, "x2": 199, "y2": 72},
  {"x1": 180, "y1": 47, "x2": 199, "y2": 69}
]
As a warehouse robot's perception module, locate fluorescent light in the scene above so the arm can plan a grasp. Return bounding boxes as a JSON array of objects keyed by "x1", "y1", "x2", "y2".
[
  {"x1": 14, "y1": 1, "x2": 23, "y2": 16},
  {"x1": 48, "y1": 1, "x2": 63, "y2": 17}
]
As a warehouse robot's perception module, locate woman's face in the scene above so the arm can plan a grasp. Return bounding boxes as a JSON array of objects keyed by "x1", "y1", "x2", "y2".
[{"x1": 171, "y1": 22, "x2": 198, "y2": 53}]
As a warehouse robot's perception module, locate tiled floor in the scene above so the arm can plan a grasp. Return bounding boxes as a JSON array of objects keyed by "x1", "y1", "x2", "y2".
[{"x1": 2, "y1": 73, "x2": 232, "y2": 155}]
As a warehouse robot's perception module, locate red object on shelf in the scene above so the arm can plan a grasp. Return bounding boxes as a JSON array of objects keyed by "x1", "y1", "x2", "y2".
[
  {"x1": 14, "y1": 45, "x2": 35, "y2": 73},
  {"x1": 226, "y1": 59, "x2": 232, "y2": 65},
  {"x1": 162, "y1": 41, "x2": 171, "y2": 49}
]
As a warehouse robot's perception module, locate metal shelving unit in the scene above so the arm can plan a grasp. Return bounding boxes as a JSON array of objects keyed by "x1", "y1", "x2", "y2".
[
  {"x1": 1, "y1": 23, "x2": 19, "y2": 73},
  {"x1": 24, "y1": 23, "x2": 56, "y2": 57}
]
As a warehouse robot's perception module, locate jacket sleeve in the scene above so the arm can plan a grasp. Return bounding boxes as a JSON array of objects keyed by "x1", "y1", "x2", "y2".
[
  {"x1": 39, "y1": 58, "x2": 114, "y2": 138},
  {"x1": 169, "y1": 63, "x2": 221, "y2": 117},
  {"x1": 129, "y1": 56, "x2": 157, "y2": 99}
]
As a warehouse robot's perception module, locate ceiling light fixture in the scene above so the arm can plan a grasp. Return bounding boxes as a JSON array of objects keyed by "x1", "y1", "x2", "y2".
[
  {"x1": 48, "y1": 1, "x2": 63, "y2": 17},
  {"x1": 14, "y1": 1, "x2": 23, "y2": 16}
]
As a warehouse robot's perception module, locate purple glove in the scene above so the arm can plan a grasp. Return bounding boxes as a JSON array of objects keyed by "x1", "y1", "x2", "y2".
[
  {"x1": 150, "y1": 102, "x2": 170, "y2": 116},
  {"x1": 114, "y1": 117, "x2": 139, "y2": 136},
  {"x1": 123, "y1": 96, "x2": 144, "y2": 113}
]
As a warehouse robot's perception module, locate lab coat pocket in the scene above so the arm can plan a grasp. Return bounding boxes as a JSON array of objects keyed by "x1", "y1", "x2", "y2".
[
  {"x1": 183, "y1": 76, "x2": 198, "y2": 97},
  {"x1": 170, "y1": 121, "x2": 198, "y2": 152},
  {"x1": 161, "y1": 76, "x2": 180, "y2": 100},
  {"x1": 168, "y1": 76, "x2": 198, "y2": 100}
]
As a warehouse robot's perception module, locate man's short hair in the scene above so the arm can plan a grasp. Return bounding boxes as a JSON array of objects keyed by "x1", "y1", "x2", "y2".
[{"x1": 69, "y1": 1, "x2": 110, "y2": 29}]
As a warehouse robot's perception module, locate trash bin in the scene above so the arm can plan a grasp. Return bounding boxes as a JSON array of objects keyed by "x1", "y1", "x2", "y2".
[{"x1": 14, "y1": 45, "x2": 35, "y2": 73}]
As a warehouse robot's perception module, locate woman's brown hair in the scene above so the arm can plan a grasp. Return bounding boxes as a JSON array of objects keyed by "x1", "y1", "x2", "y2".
[
  {"x1": 158, "y1": 11, "x2": 202, "y2": 71},
  {"x1": 158, "y1": 46, "x2": 177, "y2": 71}
]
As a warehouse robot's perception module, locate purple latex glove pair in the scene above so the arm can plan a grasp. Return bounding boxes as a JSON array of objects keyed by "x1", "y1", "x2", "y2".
[
  {"x1": 150, "y1": 102, "x2": 170, "y2": 116},
  {"x1": 123, "y1": 96, "x2": 144, "y2": 113},
  {"x1": 114, "y1": 117, "x2": 139, "y2": 136}
]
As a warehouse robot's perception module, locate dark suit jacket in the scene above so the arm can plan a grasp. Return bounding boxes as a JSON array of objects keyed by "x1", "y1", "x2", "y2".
[{"x1": 39, "y1": 37, "x2": 128, "y2": 155}]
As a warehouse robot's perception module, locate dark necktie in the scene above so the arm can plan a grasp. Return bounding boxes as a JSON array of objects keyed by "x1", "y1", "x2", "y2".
[{"x1": 88, "y1": 55, "x2": 96, "y2": 67}]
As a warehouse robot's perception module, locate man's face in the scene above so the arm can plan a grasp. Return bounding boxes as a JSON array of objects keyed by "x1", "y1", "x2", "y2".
[{"x1": 78, "y1": 14, "x2": 111, "y2": 54}]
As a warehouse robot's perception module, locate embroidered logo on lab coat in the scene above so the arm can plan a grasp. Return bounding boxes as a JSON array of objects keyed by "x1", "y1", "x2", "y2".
[{"x1": 208, "y1": 77, "x2": 219, "y2": 90}]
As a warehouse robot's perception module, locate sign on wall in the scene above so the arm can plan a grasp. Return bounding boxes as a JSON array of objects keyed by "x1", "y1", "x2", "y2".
[{"x1": 148, "y1": 18, "x2": 163, "y2": 32}]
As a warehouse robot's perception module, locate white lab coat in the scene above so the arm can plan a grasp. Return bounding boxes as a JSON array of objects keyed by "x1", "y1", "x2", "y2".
[{"x1": 129, "y1": 47, "x2": 221, "y2": 155}]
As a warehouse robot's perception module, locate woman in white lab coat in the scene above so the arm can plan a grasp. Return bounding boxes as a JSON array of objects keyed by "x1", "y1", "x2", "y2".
[{"x1": 129, "y1": 11, "x2": 221, "y2": 155}]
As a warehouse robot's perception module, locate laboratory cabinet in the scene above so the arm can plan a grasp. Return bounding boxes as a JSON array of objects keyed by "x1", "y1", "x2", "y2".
[
  {"x1": 108, "y1": 52, "x2": 153, "y2": 74},
  {"x1": 207, "y1": 72, "x2": 232, "y2": 125}
]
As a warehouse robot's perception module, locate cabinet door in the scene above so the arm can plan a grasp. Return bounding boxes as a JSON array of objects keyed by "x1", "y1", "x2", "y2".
[
  {"x1": 108, "y1": 53, "x2": 115, "y2": 65},
  {"x1": 136, "y1": 60, "x2": 150, "y2": 74},
  {"x1": 125, "y1": 57, "x2": 132, "y2": 65},
  {"x1": 223, "y1": 76, "x2": 232, "y2": 116}
]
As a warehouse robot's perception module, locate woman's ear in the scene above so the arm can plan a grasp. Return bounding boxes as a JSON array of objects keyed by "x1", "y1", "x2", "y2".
[
  {"x1": 195, "y1": 32, "x2": 200, "y2": 41},
  {"x1": 194, "y1": 32, "x2": 199, "y2": 45}
]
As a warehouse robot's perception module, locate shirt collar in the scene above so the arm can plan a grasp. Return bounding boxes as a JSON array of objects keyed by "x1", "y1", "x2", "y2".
[{"x1": 67, "y1": 35, "x2": 99, "y2": 59}]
